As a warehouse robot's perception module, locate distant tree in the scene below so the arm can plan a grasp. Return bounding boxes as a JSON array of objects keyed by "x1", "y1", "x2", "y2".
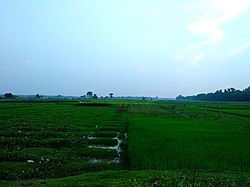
[
  {"x1": 142, "y1": 97, "x2": 146, "y2": 101},
  {"x1": 196, "y1": 93, "x2": 207, "y2": 100},
  {"x1": 230, "y1": 88, "x2": 236, "y2": 92},
  {"x1": 86, "y1": 91, "x2": 93, "y2": 98},
  {"x1": 244, "y1": 87, "x2": 250, "y2": 92},
  {"x1": 4, "y1": 93, "x2": 14, "y2": 99},
  {"x1": 176, "y1": 86, "x2": 250, "y2": 102},
  {"x1": 92, "y1": 94, "x2": 98, "y2": 99},
  {"x1": 176, "y1": 95, "x2": 185, "y2": 100},
  {"x1": 80, "y1": 95, "x2": 86, "y2": 98},
  {"x1": 36, "y1": 94, "x2": 41, "y2": 98},
  {"x1": 109, "y1": 93, "x2": 113, "y2": 98}
]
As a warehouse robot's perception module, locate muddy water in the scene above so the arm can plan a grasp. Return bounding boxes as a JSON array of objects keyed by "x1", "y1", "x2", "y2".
[{"x1": 88, "y1": 132, "x2": 125, "y2": 164}]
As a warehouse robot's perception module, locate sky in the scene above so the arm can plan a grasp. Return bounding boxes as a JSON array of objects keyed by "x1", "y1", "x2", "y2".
[{"x1": 1, "y1": 0, "x2": 250, "y2": 98}]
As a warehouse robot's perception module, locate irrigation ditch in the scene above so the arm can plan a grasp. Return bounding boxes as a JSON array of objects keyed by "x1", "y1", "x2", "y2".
[{"x1": 81, "y1": 103, "x2": 129, "y2": 167}]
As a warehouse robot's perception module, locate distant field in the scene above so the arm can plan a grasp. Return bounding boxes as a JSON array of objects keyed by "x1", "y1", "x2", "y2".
[
  {"x1": 0, "y1": 100, "x2": 250, "y2": 186},
  {"x1": 186, "y1": 101, "x2": 250, "y2": 117}
]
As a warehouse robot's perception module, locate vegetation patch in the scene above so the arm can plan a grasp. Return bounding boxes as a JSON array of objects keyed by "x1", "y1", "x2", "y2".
[
  {"x1": 0, "y1": 100, "x2": 249, "y2": 186},
  {"x1": 76, "y1": 103, "x2": 113, "y2": 107},
  {"x1": 0, "y1": 101, "x2": 127, "y2": 180},
  {"x1": 127, "y1": 104, "x2": 250, "y2": 172}
]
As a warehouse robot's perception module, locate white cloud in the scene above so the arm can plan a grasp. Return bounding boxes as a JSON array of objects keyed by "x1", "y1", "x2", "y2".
[
  {"x1": 188, "y1": 0, "x2": 250, "y2": 46},
  {"x1": 187, "y1": 18, "x2": 224, "y2": 46},
  {"x1": 174, "y1": 0, "x2": 250, "y2": 66},
  {"x1": 173, "y1": 52, "x2": 204, "y2": 67},
  {"x1": 190, "y1": 53, "x2": 205, "y2": 66},
  {"x1": 228, "y1": 41, "x2": 250, "y2": 56},
  {"x1": 214, "y1": 0, "x2": 250, "y2": 22}
]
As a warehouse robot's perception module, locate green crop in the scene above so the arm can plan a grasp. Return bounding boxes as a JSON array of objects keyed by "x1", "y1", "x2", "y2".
[
  {"x1": 0, "y1": 100, "x2": 249, "y2": 186},
  {"x1": 127, "y1": 103, "x2": 250, "y2": 172}
]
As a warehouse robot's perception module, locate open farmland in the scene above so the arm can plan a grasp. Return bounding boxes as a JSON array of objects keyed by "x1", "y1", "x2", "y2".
[
  {"x1": 0, "y1": 100, "x2": 250, "y2": 186},
  {"x1": 0, "y1": 101, "x2": 127, "y2": 180},
  {"x1": 128, "y1": 103, "x2": 250, "y2": 171}
]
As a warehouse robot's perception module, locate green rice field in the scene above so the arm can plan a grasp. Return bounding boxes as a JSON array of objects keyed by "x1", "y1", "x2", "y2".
[
  {"x1": 128, "y1": 104, "x2": 250, "y2": 171},
  {"x1": 0, "y1": 100, "x2": 250, "y2": 186}
]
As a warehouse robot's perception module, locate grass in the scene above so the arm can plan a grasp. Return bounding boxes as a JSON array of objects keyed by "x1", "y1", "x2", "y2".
[
  {"x1": 1, "y1": 170, "x2": 249, "y2": 186},
  {"x1": 0, "y1": 100, "x2": 250, "y2": 186},
  {"x1": 0, "y1": 101, "x2": 127, "y2": 180},
  {"x1": 128, "y1": 103, "x2": 250, "y2": 171}
]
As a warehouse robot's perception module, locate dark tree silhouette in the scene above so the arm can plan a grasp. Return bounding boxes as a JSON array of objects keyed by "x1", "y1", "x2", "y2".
[
  {"x1": 176, "y1": 86, "x2": 250, "y2": 102},
  {"x1": 86, "y1": 91, "x2": 93, "y2": 98},
  {"x1": 92, "y1": 94, "x2": 98, "y2": 99},
  {"x1": 4, "y1": 93, "x2": 14, "y2": 99},
  {"x1": 109, "y1": 93, "x2": 113, "y2": 98}
]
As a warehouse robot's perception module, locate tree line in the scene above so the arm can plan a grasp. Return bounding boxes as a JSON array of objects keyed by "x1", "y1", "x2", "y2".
[
  {"x1": 80, "y1": 91, "x2": 114, "y2": 99},
  {"x1": 1, "y1": 91, "x2": 114, "y2": 100},
  {"x1": 176, "y1": 86, "x2": 250, "y2": 102}
]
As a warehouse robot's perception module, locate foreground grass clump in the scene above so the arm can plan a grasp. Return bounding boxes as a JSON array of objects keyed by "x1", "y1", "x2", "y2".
[
  {"x1": 0, "y1": 101, "x2": 127, "y2": 180},
  {"x1": 128, "y1": 104, "x2": 250, "y2": 171},
  {"x1": 1, "y1": 170, "x2": 249, "y2": 187}
]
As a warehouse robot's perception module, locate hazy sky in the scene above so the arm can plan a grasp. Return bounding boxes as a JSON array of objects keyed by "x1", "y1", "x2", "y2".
[{"x1": 1, "y1": 0, "x2": 250, "y2": 98}]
